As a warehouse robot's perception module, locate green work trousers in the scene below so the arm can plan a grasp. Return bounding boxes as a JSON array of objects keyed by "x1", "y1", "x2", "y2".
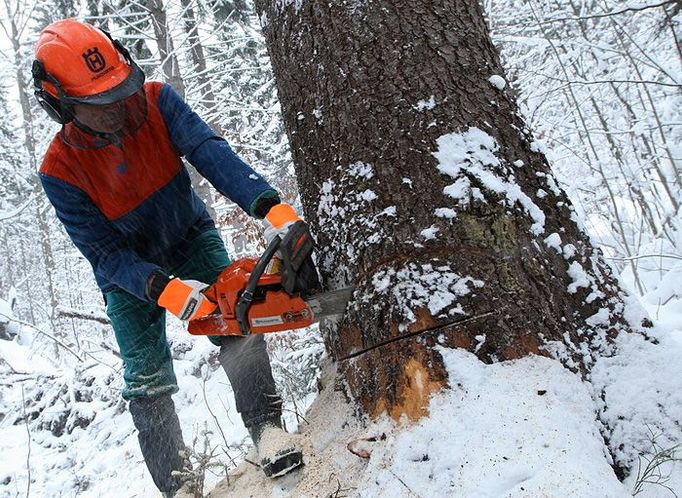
[{"x1": 105, "y1": 228, "x2": 229, "y2": 400}]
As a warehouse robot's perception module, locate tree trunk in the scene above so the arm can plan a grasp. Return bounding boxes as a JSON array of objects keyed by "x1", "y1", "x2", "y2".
[
  {"x1": 4, "y1": 7, "x2": 59, "y2": 325},
  {"x1": 181, "y1": 0, "x2": 224, "y2": 135},
  {"x1": 144, "y1": 0, "x2": 217, "y2": 220},
  {"x1": 145, "y1": 0, "x2": 186, "y2": 98},
  {"x1": 253, "y1": 0, "x2": 641, "y2": 420}
]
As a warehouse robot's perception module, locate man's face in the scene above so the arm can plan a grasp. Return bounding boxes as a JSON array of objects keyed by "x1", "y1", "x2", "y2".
[{"x1": 72, "y1": 101, "x2": 126, "y2": 134}]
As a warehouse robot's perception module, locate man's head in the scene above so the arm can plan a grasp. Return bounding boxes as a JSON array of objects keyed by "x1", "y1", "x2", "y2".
[{"x1": 32, "y1": 19, "x2": 145, "y2": 137}]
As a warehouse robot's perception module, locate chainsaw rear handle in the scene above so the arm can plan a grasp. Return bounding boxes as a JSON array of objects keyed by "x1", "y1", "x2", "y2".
[{"x1": 235, "y1": 235, "x2": 281, "y2": 335}]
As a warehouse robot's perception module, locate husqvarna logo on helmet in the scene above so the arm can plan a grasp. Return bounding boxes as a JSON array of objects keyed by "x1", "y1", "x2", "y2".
[{"x1": 83, "y1": 48, "x2": 106, "y2": 73}]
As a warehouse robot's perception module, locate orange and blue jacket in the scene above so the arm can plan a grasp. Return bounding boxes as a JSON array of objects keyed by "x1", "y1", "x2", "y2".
[{"x1": 39, "y1": 82, "x2": 278, "y2": 301}]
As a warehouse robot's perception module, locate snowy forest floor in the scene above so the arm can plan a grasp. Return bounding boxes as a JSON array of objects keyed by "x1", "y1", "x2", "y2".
[
  {"x1": 2, "y1": 293, "x2": 680, "y2": 497},
  {"x1": 0, "y1": 323, "x2": 323, "y2": 497},
  {"x1": 0, "y1": 0, "x2": 680, "y2": 495},
  {"x1": 210, "y1": 316, "x2": 682, "y2": 498}
]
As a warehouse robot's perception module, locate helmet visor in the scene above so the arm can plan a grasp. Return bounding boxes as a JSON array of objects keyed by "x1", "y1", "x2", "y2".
[{"x1": 61, "y1": 87, "x2": 148, "y2": 149}]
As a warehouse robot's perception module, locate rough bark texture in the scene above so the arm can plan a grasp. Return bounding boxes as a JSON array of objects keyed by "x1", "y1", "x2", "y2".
[{"x1": 254, "y1": 0, "x2": 637, "y2": 419}]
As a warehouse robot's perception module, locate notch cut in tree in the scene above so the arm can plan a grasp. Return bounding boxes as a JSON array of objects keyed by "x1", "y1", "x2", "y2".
[{"x1": 253, "y1": 1, "x2": 646, "y2": 422}]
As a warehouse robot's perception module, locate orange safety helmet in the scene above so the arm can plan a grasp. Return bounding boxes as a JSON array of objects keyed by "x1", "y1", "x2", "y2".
[{"x1": 32, "y1": 19, "x2": 145, "y2": 122}]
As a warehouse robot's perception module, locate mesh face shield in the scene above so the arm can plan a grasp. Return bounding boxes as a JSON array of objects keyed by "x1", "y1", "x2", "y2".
[{"x1": 60, "y1": 88, "x2": 148, "y2": 149}]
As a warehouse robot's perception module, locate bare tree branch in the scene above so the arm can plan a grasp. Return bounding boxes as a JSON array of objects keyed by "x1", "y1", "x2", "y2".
[
  {"x1": 606, "y1": 253, "x2": 682, "y2": 262},
  {"x1": 513, "y1": 1, "x2": 677, "y2": 25},
  {"x1": 522, "y1": 69, "x2": 681, "y2": 88},
  {"x1": 0, "y1": 196, "x2": 34, "y2": 222},
  {"x1": 55, "y1": 306, "x2": 111, "y2": 325},
  {"x1": 0, "y1": 311, "x2": 84, "y2": 361}
]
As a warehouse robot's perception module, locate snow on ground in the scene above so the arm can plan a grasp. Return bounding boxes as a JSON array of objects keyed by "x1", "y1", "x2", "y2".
[
  {"x1": 1, "y1": 319, "x2": 681, "y2": 498},
  {"x1": 212, "y1": 339, "x2": 682, "y2": 498},
  {"x1": 354, "y1": 350, "x2": 627, "y2": 498},
  {"x1": 0, "y1": 327, "x2": 252, "y2": 497},
  {"x1": 0, "y1": 319, "x2": 322, "y2": 497},
  {"x1": 591, "y1": 325, "x2": 682, "y2": 497},
  {"x1": 2, "y1": 302, "x2": 680, "y2": 497}
]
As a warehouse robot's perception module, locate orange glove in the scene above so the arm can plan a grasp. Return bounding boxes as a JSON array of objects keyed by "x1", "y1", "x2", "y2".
[
  {"x1": 157, "y1": 278, "x2": 217, "y2": 321},
  {"x1": 263, "y1": 203, "x2": 319, "y2": 294},
  {"x1": 263, "y1": 203, "x2": 302, "y2": 242}
]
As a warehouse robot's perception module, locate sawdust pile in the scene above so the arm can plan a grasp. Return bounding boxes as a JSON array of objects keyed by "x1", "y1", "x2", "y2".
[{"x1": 208, "y1": 360, "x2": 373, "y2": 498}]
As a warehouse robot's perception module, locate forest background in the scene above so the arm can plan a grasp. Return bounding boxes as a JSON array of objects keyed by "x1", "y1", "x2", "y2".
[{"x1": 0, "y1": 0, "x2": 679, "y2": 495}]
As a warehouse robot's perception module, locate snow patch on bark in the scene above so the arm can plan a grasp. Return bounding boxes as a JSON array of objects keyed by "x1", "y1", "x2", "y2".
[
  {"x1": 359, "y1": 189, "x2": 377, "y2": 202},
  {"x1": 432, "y1": 127, "x2": 546, "y2": 235},
  {"x1": 544, "y1": 232, "x2": 562, "y2": 251},
  {"x1": 275, "y1": 0, "x2": 303, "y2": 13},
  {"x1": 536, "y1": 171, "x2": 563, "y2": 197},
  {"x1": 348, "y1": 161, "x2": 374, "y2": 179},
  {"x1": 488, "y1": 74, "x2": 507, "y2": 89},
  {"x1": 317, "y1": 162, "x2": 398, "y2": 287},
  {"x1": 563, "y1": 243, "x2": 577, "y2": 259},
  {"x1": 420, "y1": 225, "x2": 439, "y2": 240},
  {"x1": 434, "y1": 207, "x2": 457, "y2": 219},
  {"x1": 567, "y1": 261, "x2": 592, "y2": 294},
  {"x1": 414, "y1": 95, "x2": 437, "y2": 111},
  {"x1": 365, "y1": 263, "x2": 484, "y2": 332}
]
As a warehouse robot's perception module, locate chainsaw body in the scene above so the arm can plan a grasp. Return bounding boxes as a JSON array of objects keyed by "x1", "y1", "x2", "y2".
[{"x1": 188, "y1": 240, "x2": 315, "y2": 336}]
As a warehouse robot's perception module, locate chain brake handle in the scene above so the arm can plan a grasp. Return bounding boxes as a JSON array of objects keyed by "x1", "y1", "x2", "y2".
[{"x1": 234, "y1": 236, "x2": 282, "y2": 335}]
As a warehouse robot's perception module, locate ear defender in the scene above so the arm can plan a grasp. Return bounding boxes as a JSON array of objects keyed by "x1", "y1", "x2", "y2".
[{"x1": 31, "y1": 59, "x2": 73, "y2": 124}]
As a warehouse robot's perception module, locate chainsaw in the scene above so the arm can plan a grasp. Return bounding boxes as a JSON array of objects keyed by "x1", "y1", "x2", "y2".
[{"x1": 188, "y1": 236, "x2": 353, "y2": 336}]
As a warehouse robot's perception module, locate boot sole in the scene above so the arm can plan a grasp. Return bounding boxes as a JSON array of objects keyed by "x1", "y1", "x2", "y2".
[{"x1": 262, "y1": 450, "x2": 304, "y2": 478}]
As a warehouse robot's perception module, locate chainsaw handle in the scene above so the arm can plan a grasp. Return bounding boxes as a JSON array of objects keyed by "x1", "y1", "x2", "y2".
[{"x1": 235, "y1": 235, "x2": 281, "y2": 335}]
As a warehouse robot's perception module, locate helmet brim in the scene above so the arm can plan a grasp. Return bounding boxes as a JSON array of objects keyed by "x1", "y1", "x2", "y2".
[{"x1": 63, "y1": 62, "x2": 145, "y2": 106}]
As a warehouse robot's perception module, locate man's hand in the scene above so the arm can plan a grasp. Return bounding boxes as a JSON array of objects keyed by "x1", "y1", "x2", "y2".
[
  {"x1": 263, "y1": 203, "x2": 302, "y2": 242},
  {"x1": 264, "y1": 203, "x2": 319, "y2": 294},
  {"x1": 157, "y1": 278, "x2": 217, "y2": 321}
]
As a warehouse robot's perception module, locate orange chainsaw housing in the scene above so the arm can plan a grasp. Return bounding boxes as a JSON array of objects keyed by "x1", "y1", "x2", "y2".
[{"x1": 187, "y1": 257, "x2": 314, "y2": 336}]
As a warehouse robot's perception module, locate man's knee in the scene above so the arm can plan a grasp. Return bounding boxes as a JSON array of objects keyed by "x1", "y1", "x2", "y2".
[{"x1": 122, "y1": 356, "x2": 178, "y2": 401}]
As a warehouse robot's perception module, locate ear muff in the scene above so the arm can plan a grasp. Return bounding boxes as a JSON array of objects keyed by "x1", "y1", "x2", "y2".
[{"x1": 31, "y1": 59, "x2": 73, "y2": 124}]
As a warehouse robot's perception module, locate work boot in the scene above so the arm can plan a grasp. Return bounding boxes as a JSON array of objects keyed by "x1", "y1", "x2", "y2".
[
  {"x1": 160, "y1": 480, "x2": 195, "y2": 498},
  {"x1": 249, "y1": 421, "x2": 304, "y2": 478},
  {"x1": 129, "y1": 394, "x2": 187, "y2": 493}
]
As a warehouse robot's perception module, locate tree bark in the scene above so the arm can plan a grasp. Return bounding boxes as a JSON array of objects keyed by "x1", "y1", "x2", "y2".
[
  {"x1": 145, "y1": 0, "x2": 186, "y2": 98},
  {"x1": 253, "y1": 0, "x2": 641, "y2": 420}
]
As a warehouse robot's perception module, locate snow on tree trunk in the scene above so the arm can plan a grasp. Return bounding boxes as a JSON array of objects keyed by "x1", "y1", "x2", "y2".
[{"x1": 253, "y1": 0, "x2": 642, "y2": 420}]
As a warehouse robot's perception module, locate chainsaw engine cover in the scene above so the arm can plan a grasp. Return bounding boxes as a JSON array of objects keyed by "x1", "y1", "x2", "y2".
[{"x1": 188, "y1": 258, "x2": 314, "y2": 336}]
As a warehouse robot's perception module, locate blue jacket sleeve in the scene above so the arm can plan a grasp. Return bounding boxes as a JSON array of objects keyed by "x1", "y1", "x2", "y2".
[
  {"x1": 157, "y1": 84, "x2": 279, "y2": 216},
  {"x1": 40, "y1": 173, "x2": 160, "y2": 301}
]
